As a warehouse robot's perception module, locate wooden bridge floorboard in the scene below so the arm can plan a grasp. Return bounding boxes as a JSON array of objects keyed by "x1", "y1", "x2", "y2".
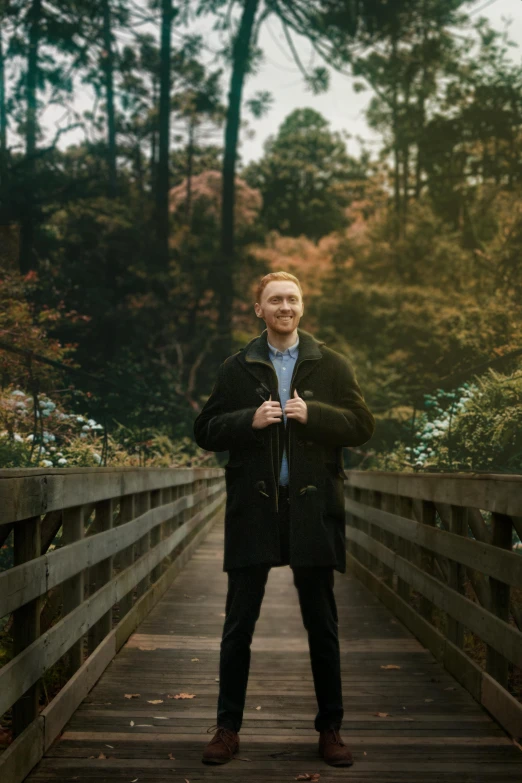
[{"x1": 26, "y1": 517, "x2": 522, "y2": 782}]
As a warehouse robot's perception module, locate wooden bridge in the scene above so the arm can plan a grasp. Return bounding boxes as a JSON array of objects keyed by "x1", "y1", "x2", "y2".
[{"x1": 1, "y1": 467, "x2": 521, "y2": 783}]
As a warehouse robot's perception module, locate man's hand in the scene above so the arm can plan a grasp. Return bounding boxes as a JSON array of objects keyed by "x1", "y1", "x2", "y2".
[
  {"x1": 284, "y1": 389, "x2": 308, "y2": 424},
  {"x1": 252, "y1": 394, "x2": 283, "y2": 429}
]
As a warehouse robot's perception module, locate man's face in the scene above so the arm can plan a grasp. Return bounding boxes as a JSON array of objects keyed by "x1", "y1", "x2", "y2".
[{"x1": 254, "y1": 281, "x2": 304, "y2": 334}]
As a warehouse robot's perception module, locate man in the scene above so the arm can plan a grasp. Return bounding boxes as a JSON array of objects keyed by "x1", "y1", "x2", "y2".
[{"x1": 193, "y1": 271, "x2": 375, "y2": 768}]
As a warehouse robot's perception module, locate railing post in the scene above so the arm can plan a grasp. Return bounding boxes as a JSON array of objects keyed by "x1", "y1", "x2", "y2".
[
  {"x1": 418, "y1": 499, "x2": 436, "y2": 623},
  {"x1": 486, "y1": 512, "x2": 512, "y2": 687},
  {"x1": 87, "y1": 499, "x2": 114, "y2": 655},
  {"x1": 62, "y1": 505, "x2": 85, "y2": 677},
  {"x1": 12, "y1": 515, "x2": 41, "y2": 738},
  {"x1": 447, "y1": 505, "x2": 467, "y2": 648}
]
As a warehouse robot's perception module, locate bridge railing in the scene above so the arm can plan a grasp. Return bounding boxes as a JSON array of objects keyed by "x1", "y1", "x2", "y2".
[
  {"x1": 0, "y1": 466, "x2": 225, "y2": 783},
  {"x1": 345, "y1": 470, "x2": 522, "y2": 742}
]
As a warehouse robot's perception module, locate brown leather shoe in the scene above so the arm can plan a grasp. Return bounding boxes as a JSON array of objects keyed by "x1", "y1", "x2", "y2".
[
  {"x1": 319, "y1": 728, "x2": 354, "y2": 767},
  {"x1": 202, "y1": 724, "x2": 239, "y2": 764}
]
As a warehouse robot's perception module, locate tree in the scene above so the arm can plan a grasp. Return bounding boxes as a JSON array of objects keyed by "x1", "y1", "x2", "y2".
[
  {"x1": 352, "y1": 0, "x2": 468, "y2": 236},
  {"x1": 245, "y1": 108, "x2": 365, "y2": 240},
  {"x1": 192, "y1": 0, "x2": 435, "y2": 358},
  {"x1": 101, "y1": 0, "x2": 117, "y2": 197},
  {"x1": 156, "y1": 0, "x2": 177, "y2": 267}
]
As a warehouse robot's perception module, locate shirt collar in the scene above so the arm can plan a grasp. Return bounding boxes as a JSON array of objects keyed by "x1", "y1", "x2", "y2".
[{"x1": 267, "y1": 335, "x2": 299, "y2": 359}]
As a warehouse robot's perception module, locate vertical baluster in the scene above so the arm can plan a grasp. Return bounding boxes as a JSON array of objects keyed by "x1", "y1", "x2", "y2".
[
  {"x1": 87, "y1": 499, "x2": 114, "y2": 655},
  {"x1": 150, "y1": 489, "x2": 162, "y2": 583},
  {"x1": 117, "y1": 494, "x2": 135, "y2": 617},
  {"x1": 352, "y1": 486, "x2": 364, "y2": 567},
  {"x1": 135, "y1": 491, "x2": 151, "y2": 598},
  {"x1": 12, "y1": 515, "x2": 42, "y2": 737},
  {"x1": 486, "y1": 512, "x2": 512, "y2": 687},
  {"x1": 364, "y1": 488, "x2": 379, "y2": 575},
  {"x1": 380, "y1": 493, "x2": 396, "y2": 588},
  {"x1": 397, "y1": 496, "x2": 413, "y2": 603},
  {"x1": 447, "y1": 504, "x2": 467, "y2": 648},
  {"x1": 62, "y1": 505, "x2": 85, "y2": 677}
]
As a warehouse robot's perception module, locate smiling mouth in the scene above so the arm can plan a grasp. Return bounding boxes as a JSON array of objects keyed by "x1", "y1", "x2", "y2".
[{"x1": 277, "y1": 316, "x2": 292, "y2": 320}]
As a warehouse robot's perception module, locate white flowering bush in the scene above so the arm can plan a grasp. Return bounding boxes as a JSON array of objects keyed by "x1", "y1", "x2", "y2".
[
  {"x1": 0, "y1": 388, "x2": 106, "y2": 468},
  {"x1": 0, "y1": 387, "x2": 217, "y2": 469},
  {"x1": 370, "y1": 368, "x2": 522, "y2": 475}
]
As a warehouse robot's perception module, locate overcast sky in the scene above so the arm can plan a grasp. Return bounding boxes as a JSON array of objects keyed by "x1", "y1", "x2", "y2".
[{"x1": 37, "y1": 0, "x2": 522, "y2": 166}]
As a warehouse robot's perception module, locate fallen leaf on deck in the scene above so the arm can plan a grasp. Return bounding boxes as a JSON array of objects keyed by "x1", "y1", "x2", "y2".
[
  {"x1": 124, "y1": 694, "x2": 140, "y2": 699},
  {"x1": 138, "y1": 646, "x2": 157, "y2": 651},
  {"x1": 295, "y1": 774, "x2": 320, "y2": 781},
  {"x1": 380, "y1": 665, "x2": 401, "y2": 670},
  {"x1": 105, "y1": 745, "x2": 114, "y2": 748},
  {"x1": 154, "y1": 716, "x2": 168, "y2": 720},
  {"x1": 215, "y1": 678, "x2": 219, "y2": 682},
  {"x1": 256, "y1": 706, "x2": 261, "y2": 710},
  {"x1": 129, "y1": 721, "x2": 134, "y2": 727},
  {"x1": 135, "y1": 724, "x2": 153, "y2": 727},
  {"x1": 97, "y1": 752, "x2": 106, "y2": 759},
  {"x1": 131, "y1": 778, "x2": 138, "y2": 782},
  {"x1": 363, "y1": 751, "x2": 367, "y2": 756},
  {"x1": 424, "y1": 699, "x2": 434, "y2": 703},
  {"x1": 374, "y1": 712, "x2": 389, "y2": 718},
  {"x1": 168, "y1": 753, "x2": 176, "y2": 760},
  {"x1": 172, "y1": 693, "x2": 195, "y2": 699},
  {"x1": 147, "y1": 699, "x2": 163, "y2": 704},
  {"x1": 191, "y1": 658, "x2": 199, "y2": 662}
]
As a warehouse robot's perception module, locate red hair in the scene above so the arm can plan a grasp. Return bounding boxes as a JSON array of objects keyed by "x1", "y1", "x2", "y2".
[{"x1": 255, "y1": 271, "x2": 303, "y2": 303}]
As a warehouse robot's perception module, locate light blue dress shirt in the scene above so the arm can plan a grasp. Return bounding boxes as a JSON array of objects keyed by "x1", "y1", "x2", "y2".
[{"x1": 267, "y1": 335, "x2": 299, "y2": 486}]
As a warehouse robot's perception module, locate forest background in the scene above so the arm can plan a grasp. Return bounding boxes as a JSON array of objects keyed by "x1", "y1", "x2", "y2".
[{"x1": 1, "y1": 0, "x2": 522, "y2": 486}]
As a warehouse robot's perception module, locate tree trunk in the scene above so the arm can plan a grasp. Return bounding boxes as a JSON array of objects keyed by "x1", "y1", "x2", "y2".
[
  {"x1": 185, "y1": 115, "x2": 194, "y2": 225},
  {"x1": 219, "y1": 0, "x2": 260, "y2": 357},
  {"x1": 156, "y1": 0, "x2": 173, "y2": 268},
  {"x1": 19, "y1": 0, "x2": 41, "y2": 274},
  {"x1": 402, "y1": 82, "x2": 411, "y2": 224},
  {"x1": 390, "y1": 33, "x2": 401, "y2": 238},
  {"x1": 102, "y1": 0, "x2": 117, "y2": 198},
  {"x1": 151, "y1": 76, "x2": 158, "y2": 189},
  {"x1": 0, "y1": 28, "x2": 7, "y2": 176},
  {"x1": 135, "y1": 141, "x2": 144, "y2": 197}
]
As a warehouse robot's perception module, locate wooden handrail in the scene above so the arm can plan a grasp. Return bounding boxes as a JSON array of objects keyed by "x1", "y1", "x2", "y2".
[
  {"x1": 0, "y1": 467, "x2": 225, "y2": 783},
  {"x1": 345, "y1": 469, "x2": 522, "y2": 742}
]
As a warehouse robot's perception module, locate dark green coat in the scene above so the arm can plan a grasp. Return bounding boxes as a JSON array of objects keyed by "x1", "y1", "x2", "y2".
[{"x1": 193, "y1": 328, "x2": 375, "y2": 572}]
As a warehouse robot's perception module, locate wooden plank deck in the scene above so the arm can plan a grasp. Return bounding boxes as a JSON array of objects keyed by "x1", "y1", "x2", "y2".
[{"x1": 26, "y1": 515, "x2": 522, "y2": 783}]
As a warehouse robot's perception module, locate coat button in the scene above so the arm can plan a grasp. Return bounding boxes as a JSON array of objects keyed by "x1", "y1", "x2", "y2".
[
  {"x1": 299, "y1": 485, "x2": 318, "y2": 495},
  {"x1": 255, "y1": 480, "x2": 269, "y2": 497}
]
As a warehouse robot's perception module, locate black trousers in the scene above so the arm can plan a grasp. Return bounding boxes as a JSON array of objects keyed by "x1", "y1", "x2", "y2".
[{"x1": 216, "y1": 486, "x2": 344, "y2": 732}]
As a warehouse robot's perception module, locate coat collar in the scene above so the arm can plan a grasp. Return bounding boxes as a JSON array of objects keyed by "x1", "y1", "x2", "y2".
[{"x1": 242, "y1": 328, "x2": 324, "y2": 366}]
